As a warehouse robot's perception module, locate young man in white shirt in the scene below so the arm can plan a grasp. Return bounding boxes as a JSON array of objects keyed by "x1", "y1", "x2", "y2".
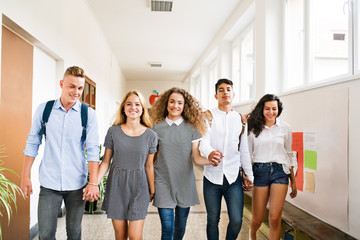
[{"x1": 199, "y1": 78, "x2": 253, "y2": 240}]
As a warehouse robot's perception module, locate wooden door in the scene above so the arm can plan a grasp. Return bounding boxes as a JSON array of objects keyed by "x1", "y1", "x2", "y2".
[{"x1": 0, "y1": 25, "x2": 33, "y2": 240}]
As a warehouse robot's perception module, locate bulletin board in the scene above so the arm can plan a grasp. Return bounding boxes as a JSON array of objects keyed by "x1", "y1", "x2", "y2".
[{"x1": 280, "y1": 87, "x2": 349, "y2": 232}]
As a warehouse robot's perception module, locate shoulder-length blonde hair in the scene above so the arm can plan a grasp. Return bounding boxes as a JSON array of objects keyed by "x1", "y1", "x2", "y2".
[
  {"x1": 113, "y1": 90, "x2": 152, "y2": 128},
  {"x1": 150, "y1": 87, "x2": 207, "y2": 135}
]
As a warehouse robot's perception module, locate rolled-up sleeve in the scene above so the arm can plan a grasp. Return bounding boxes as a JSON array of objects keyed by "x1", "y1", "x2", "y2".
[
  {"x1": 239, "y1": 125, "x2": 254, "y2": 182},
  {"x1": 23, "y1": 103, "x2": 45, "y2": 157},
  {"x1": 84, "y1": 108, "x2": 100, "y2": 162},
  {"x1": 199, "y1": 124, "x2": 213, "y2": 159}
]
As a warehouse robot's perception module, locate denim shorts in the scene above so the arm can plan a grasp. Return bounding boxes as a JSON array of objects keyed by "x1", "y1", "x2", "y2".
[{"x1": 253, "y1": 162, "x2": 289, "y2": 187}]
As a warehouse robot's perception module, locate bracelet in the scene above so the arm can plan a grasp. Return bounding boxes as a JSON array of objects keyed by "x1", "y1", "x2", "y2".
[
  {"x1": 150, "y1": 192, "x2": 155, "y2": 195},
  {"x1": 88, "y1": 182, "x2": 98, "y2": 186}
]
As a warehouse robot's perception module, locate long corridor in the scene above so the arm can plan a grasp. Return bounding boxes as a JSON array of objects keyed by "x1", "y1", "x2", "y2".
[{"x1": 34, "y1": 165, "x2": 267, "y2": 240}]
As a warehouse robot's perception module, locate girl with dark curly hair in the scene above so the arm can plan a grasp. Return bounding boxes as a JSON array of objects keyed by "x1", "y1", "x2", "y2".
[
  {"x1": 247, "y1": 94, "x2": 297, "y2": 240},
  {"x1": 150, "y1": 87, "x2": 210, "y2": 240}
]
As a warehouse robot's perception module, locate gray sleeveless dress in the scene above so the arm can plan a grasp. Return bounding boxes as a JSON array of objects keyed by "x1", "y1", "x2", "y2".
[{"x1": 101, "y1": 125, "x2": 158, "y2": 221}]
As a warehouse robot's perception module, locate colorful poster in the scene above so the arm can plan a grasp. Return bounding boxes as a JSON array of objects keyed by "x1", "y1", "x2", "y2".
[
  {"x1": 305, "y1": 171, "x2": 315, "y2": 193},
  {"x1": 304, "y1": 132, "x2": 316, "y2": 151},
  {"x1": 304, "y1": 150, "x2": 317, "y2": 170},
  {"x1": 292, "y1": 132, "x2": 304, "y2": 191}
]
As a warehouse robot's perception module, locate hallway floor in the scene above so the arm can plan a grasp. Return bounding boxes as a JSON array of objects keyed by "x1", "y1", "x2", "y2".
[{"x1": 34, "y1": 165, "x2": 267, "y2": 240}]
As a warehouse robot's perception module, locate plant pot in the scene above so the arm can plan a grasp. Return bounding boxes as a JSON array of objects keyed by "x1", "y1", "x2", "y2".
[{"x1": 84, "y1": 200, "x2": 98, "y2": 213}]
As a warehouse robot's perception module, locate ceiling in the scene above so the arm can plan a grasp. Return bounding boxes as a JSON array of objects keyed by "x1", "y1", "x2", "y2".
[{"x1": 84, "y1": 0, "x2": 242, "y2": 82}]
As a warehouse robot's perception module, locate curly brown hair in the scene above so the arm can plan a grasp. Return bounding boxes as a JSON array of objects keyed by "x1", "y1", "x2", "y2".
[{"x1": 150, "y1": 87, "x2": 207, "y2": 135}]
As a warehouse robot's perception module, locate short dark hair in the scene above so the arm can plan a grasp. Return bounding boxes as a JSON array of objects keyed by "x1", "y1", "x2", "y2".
[{"x1": 215, "y1": 79, "x2": 233, "y2": 93}]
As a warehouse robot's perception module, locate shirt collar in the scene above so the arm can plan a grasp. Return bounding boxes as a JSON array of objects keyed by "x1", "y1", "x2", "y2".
[
  {"x1": 264, "y1": 118, "x2": 281, "y2": 129},
  {"x1": 275, "y1": 118, "x2": 281, "y2": 126},
  {"x1": 214, "y1": 107, "x2": 234, "y2": 115},
  {"x1": 55, "y1": 98, "x2": 81, "y2": 112},
  {"x1": 165, "y1": 116, "x2": 184, "y2": 126}
]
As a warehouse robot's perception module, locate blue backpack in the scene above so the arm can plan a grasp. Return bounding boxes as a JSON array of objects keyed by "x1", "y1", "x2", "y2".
[{"x1": 38, "y1": 100, "x2": 88, "y2": 142}]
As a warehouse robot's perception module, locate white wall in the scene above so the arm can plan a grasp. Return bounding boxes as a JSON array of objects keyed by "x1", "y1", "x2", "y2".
[
  {"x1": 126, "y1": 80, "x2": 188, "y2": 108},
  {"x1": 0, "y1": 0, "x2": 126, "y2": 231}
]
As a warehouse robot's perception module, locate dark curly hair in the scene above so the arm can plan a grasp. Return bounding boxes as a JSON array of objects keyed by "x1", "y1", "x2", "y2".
[
  {"x1": 150, "y1": 87, "x2": 207, "y2": 135},
  {"x1": 247, "y1": 94, "x2": 283, "y2": 137}
]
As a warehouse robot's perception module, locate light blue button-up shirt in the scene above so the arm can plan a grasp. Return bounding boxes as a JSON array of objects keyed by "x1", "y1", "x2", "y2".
[{"x1": 24, "y1": 99, "x2": 100, "y2": 191}]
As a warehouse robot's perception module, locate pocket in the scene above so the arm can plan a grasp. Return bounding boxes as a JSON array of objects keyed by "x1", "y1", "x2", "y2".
[
  {"x1": 252, "y1": 163, "x2": 263, "y2": 171},
  {"x1": 275, "y1": 135, "x2": 285, "y2": 145}
]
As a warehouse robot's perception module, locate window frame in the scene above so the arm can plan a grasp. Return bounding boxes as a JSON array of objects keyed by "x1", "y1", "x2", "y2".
[
  {"x1": 231, "y1": 23, "x2": 255, "y2": 104},
  {"x1": 283, "y1": 0, "x2": 359, "y2": 93},
  {"x1": 208, "y1": 60, "x2": 218, "y2": 109},
  {"x1": 81, "y1": 76, "x2": 96, "y2": 110}
]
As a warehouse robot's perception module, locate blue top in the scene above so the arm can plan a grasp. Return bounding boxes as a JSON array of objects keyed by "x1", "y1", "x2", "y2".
[{"x1": 24, "y1": 99, "x2": 100, "y2": 191}]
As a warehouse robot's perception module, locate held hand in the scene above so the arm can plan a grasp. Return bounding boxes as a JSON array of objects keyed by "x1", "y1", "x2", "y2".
[
  {"x1": 150, "y1": 193, "x2": 155, "y2": 202},
  {"x1": 20, "y1": 176, "x2": 32, "y2": 199},
  {"x1": 208, "y1": 150, "x2": 223, "y2": 167},
  {"x1": 290, "y1": 182, "x2": 297, "y2": 198},
  {"x1": 242, "y1": 176, "x2": 253, "y2": 191},
  {"x1": 82, "y1": 184, "x2": 100, "y2": 202},
  {"x1": 242, "y1": 114, "x2": 249, "y2": 123}
]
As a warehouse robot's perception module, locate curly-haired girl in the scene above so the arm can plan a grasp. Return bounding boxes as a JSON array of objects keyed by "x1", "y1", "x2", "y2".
[{"x1": 150, "y1": 87, "x2": 209, "y2": 240}]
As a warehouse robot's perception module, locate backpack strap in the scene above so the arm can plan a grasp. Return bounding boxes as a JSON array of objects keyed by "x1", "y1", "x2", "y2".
[
  {"x1": 38, "y1": 100, "x2": 55, "y2": 138},
  {"x1": 81, "y1": 103, "x2": 88, "y2": 142}
]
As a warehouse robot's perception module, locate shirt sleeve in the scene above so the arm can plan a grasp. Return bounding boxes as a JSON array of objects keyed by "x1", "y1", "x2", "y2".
[
  {"x1": 247, "y1": 132, "x2": 254, "y2": 161},
  {"x1": 198, "y1": 121, "x2": 213, "y2": 159},
  {"x1": 191, "y1": 128, "x2": 202, "y2": 143},
  {"x1": 284, "y1": 124, "x2": 292, "y2": 153},
  {"x1": 85, "y1": 108, "x2": 100, "y2": 162},
  {"x1": 284, "y1": 124, "x2": 297, "y2": 174},
  {"x1": 23, "y1": 103, "x2": 46, "y2": 157},
  {"x1": 149, "y1": 131, "x2": 158, "y2": 154},
  {"x1": 104, "y1": 127, "x2": 114, "y2": 150},
  {"x1": 239, "y1": 124, "x2": 254, "y2": 182}
]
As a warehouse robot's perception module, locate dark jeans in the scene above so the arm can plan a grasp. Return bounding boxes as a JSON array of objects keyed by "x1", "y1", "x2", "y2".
[
  {"x1": 203, "y1": 172, "x2": 244, "y2": 240},
  {"x1": 158, "y1": 206, "x2": 190, "y2": 240},
  {"x1": 38, "y1": 186, "x2": 85, "y2": 240}
]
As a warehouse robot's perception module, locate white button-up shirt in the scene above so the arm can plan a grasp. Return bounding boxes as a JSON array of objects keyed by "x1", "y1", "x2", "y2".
[
  {"x1": 247, "y1": 119, "x2": 296, "y2": 174},
  {"x1": 199, "y1": 108, "x2": 253, "y2": 185}
]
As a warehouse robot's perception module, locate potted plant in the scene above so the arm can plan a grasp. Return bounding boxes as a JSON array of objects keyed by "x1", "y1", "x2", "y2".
[
  {"x1": 0, "y1": 145, "x2": 24, "y2": 239},
  {"x1": 84, "y1": 144, "x2": 107, "y2": 214}
]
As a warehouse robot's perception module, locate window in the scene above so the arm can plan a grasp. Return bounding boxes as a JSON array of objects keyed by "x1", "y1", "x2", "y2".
[
  {"x1": 81, "y1": 76, "x2": 96, "y2": 109},
  {"x1": 190, "y1": 72, "x2": 201, "y2": 102},
  {"x1": 284, "y1": 0, "x2": 352, "y2": 90},
  {"x1": 208, "y1": 61, "x2": 218, "y2": 108},
  {"x1": 195, "y1": 77, "x2": 201, "y2": 102},
  {"x1": 284, "y1": 0, "x2": 304, "y2": 89},
  {"x1": 232, "y1": 26, "x2": 254, "y2": 103},
  {"x1": 356, "y1": 0, "x2": 360, "y2": 73},
  {"x1": 311, "y1": 0, "x2": 349, "y2": 82}
]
